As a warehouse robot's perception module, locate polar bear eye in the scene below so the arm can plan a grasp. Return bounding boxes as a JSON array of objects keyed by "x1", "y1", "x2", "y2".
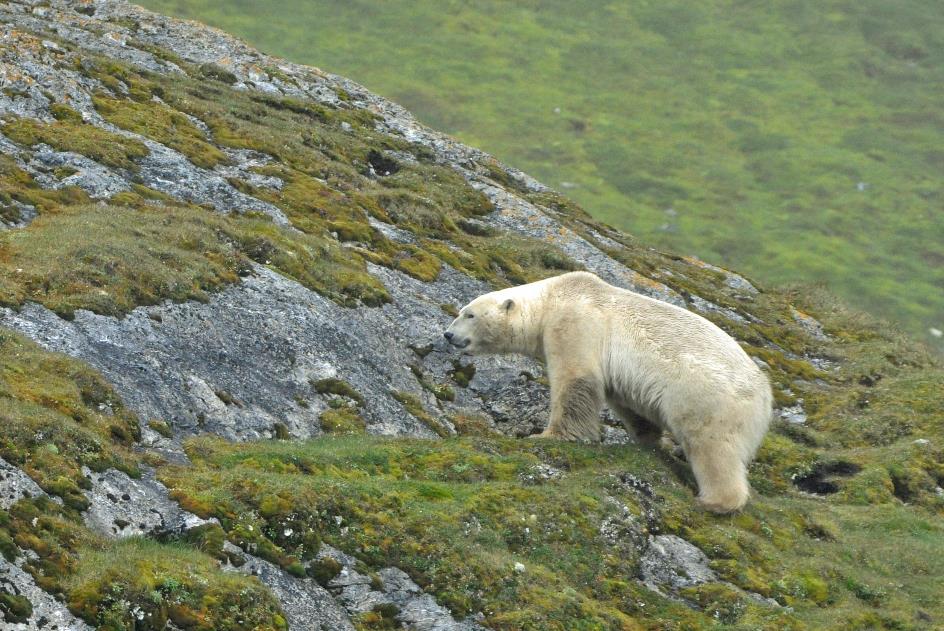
[{"x1": 465, "y1": 313, "x2": 474, "y2": 319}]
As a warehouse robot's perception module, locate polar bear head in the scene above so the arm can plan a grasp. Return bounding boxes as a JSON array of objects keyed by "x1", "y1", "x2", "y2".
[
  {"x1": 443, "y1": 292, "x2": 517, "y2": 355},
  {"x1": 444, "y1": 282, "x2": 549, "y2": 355}
]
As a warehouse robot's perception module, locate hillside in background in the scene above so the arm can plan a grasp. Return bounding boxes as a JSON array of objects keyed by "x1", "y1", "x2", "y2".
[
  {"x1": 139, "y1": 0, "x2": 944, "y2": 352},
  {"x1": 0, "y1": 2, "x2": 943, "y2": 630}
]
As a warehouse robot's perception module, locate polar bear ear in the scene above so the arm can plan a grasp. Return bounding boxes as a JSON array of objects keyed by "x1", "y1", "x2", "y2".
[{"x1": 502, "y1": 298, "x2": 515, "y2": 312}]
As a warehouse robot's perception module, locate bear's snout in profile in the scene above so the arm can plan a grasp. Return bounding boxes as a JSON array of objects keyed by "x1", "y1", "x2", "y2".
[
  {"x1": 443, "y1": 330, "x2": 469, "y2": 348},
  {"x1": 445, "y1": 271, "x2": 772, "y2": 514}
]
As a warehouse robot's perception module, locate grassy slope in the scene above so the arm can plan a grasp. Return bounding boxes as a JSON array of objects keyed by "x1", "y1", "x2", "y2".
[
  {"x1": 0, "y1": 32, "x2": 942, "y2": 631},
  {"x1": 138, "y1": 0, "x2": 944, "y2": 350}
]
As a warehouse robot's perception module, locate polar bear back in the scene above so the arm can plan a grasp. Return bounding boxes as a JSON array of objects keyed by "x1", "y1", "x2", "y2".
[{"x1": 543, "y1": 272, "x2": 771, "y2": 454}]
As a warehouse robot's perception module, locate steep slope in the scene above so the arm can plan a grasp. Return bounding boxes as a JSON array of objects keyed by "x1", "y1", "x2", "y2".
[
  {"x1": 137, "y1": 0, "x2": 944, "y2": 350},
  {"x1": 0, "y1": 2, "x2": 942, "y2": 630}
]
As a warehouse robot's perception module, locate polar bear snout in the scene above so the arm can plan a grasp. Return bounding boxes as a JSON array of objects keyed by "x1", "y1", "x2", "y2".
[{"x1": 443, "y1": 330, "x2": 471, "y2": 348}]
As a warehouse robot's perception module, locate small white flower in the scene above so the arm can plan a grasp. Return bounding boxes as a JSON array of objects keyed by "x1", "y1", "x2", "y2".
[{"x1": 513, "y1": 562, "x2": 526, "y2": 574}]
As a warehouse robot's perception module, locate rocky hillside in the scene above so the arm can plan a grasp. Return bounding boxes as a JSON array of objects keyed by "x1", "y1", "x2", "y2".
[{"x1": 0, "y1": 1, "x2": 941, "y2": 630}]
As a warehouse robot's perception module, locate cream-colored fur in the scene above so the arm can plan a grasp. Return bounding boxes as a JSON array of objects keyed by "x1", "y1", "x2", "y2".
[{"x1": 444, "y1": 271, "x2": 772, "y2": 513}]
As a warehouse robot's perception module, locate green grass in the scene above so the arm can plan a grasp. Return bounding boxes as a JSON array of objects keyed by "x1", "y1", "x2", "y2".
[
  {"x1": 159, "y1": 432, "x2": 944, "y2": 630},
  {"x1": 2, "y1": 114, "x2": 148, "y2": 171},
  {"x1": 138, "y1": 0, "x2": 944, "y2": 349},
  {"x1": 66, "y1": 537, "x2": 286, "y2": 630},
  {"x1": 0, "y1": 199, "x2": 394, "y2": 317},
  {"x1": 93, "y1": 96, "x2": 228, "y2": 169},
  {"x1": 0, "y1": 203, "x2": 245, "y2": 318}
]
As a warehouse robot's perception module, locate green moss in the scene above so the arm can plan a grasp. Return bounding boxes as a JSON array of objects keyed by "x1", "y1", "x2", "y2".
[
  {"x1": 320, "y1": 407, "x2": 366, "y2": 435},
  {"x1": 229, "y1": 214, "x2": 391, "y2": 308},
  {"x1": 449, "y1": 360, "x2": 476, "y2": 388},
  {"x1": 745, "y1": 346, "x2": 825, "y2": 382},
  {"x1": 93, "y1": 94, "x2": 228, "y2": 169},
  {"x1": 410, "y1": 364, "x2": 456, "y2": 402},
  {"x1": 308, "y1": 556, "x2": 342, "y2": 586},
  {"x1": 0, "y1": 528, "x2": 17, "y2": 562},
  {"x1": 844, "y1": 577, "x2": 887, "y2": 606},
  {"x1": 679, "y1": 583, "x2": 747, "y2": 624},
  {"x1": 0, "y1": 155, "x2": 91, "y2": 222},
  {"x1": 0, "y1": 592, "x2": 32, "y2": 624},
  {"x1": 125, "y1": 39, "x2": 189, "y2": 68},
  {"x1": 329, "y1": 219, "x2": 379, "y2": 243},
  {"x1": 391, "y1": 390, "x2": 451, "y2": 437},
  {"x1": 0, "y1": 200, "x2": 391, "y2": 317},
  {"x1": 448, "y1": 412, "x2": 495, "y2": 436},
  {"x1": 49, "y1": 102, "x2": 84, "y2": 123},
  {"x1": 197, "y1": 63, "x2": 238, "y2": 85},
  {"x1": 393, "y1": 245, "x2": 442, "y2": 282},
  {"x1": 354, "y1": 603, "x2": 399, "y2": 630},
  {"x1": 250, "y1": 93, "x2": 378, "y2": 129},
  {"x1": 2, "y1": 116, "x2": 149, "y2": 171},
  {"x1": 177, "y1": 522, "x2": 227, "y2": 560},
  {"x1": 311, "y1": 378, "x2": 365, "y2": 406},
  {"x1": 52, "y1": 165, "x2": 79, "y2": 180},
  {"x1": 66, "y1": 537, "x2": 287, "y2": 630},
  {"x1": 0, "y1": 203, "x2": 245, "y2": 318},
  {"x1": 147, "y1": 419, "x2": 174, "y2": 438},
  {"x1": 160, "y1": 435, "x2": 802, "y2": 629},
  {"x1": 0, "y1": 329, "x2": 140, "y2": 509}
]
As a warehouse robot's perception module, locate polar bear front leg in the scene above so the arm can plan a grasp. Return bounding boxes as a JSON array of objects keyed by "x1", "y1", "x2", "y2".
[
  {"x1": 540, "y1": 373, "x2": 604, "y2": 441},
  {"x1": 540, "y1": 338, "x2": 604, "y2": 442}
]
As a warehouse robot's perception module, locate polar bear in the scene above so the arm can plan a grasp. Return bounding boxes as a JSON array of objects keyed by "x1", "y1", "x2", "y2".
[{"x1": 444, "y1": 271, "x2": 772, "y2": 513}]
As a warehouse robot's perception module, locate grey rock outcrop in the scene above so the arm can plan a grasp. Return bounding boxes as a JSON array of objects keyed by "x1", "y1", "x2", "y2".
[
  {"x1": 639, "y1": 534, "x2": 718, "y2": 594},
  {"x1": 319, "y1": 545, "x2": 486, "y2": 631},
  {"x1": 81, "y1": 467, "x2": 212, "y2": 538},
  {"x1": 0, "y1": 458, "x2": 45, "y2": 510},
  {"x1": 223, "y1": 542, "x2": 356, "y2": 631}
]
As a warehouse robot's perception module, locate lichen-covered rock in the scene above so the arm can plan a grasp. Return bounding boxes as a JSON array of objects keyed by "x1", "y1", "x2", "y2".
[
  {"x1": 319, "y1": 545, "x2": 486, "y2": 631},
  {"x1": 0, "y1": 458, "x2": 44, "y2": 510},
  {"x1": 0, "y1": 555, "x2": 93, "y2": 630},
  {"x1": 639, "y1": 534, "x2": 718, "y2": 594},
  {"x1": 223, "y1": 542, "x2": 355, "y2": 631},
  {"x1": 81, "y1": 467, "x2": 211, "y2": 538}
]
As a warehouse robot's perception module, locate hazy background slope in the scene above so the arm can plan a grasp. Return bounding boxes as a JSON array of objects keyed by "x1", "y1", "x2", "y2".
[{"x1": 138, "y1": 0, "x2": 944, "y2": 350}]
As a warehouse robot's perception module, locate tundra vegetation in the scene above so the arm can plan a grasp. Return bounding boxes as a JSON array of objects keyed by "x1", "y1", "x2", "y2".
[{"x1": 0, "y1": 23, "x2": 942, "y2": 631}]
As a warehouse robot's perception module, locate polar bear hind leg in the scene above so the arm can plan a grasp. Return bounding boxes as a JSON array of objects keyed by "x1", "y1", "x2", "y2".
[
  {"x1": 609, "y1": 402, "x2": 660, "y2": 444},
  {"x1": 685, "y1": 437, "x2": 751, "y2": 513}
]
